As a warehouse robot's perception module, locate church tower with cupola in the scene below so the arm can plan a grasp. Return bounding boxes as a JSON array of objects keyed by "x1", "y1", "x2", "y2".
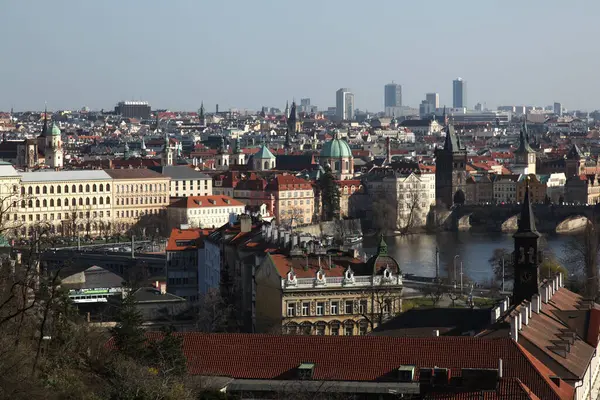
[
  {"x1": 512, "y1": 180, "x2": 541, "y2": 305},
  {"x1": 513, "y1": 120, "x2": 536, "y2": 175},
  {"x1": 215, "y1": 136, "x2": 230, "y2": 170},
  {"x1": 162, "y1": 132, "x2": 174, "y2": 166},
  {"x1": 45, "y1": 123, "x2": 64, "y2": 169}
]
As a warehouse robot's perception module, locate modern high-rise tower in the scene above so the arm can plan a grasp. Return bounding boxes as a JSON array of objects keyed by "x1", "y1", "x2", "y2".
[
  {"x1": 384, "y1": 83, "x2": 402, "y2": 108},
  {"x1": 452, "y1": 78, "x2": 467, "y2": 108},
  {"x1": 426, "y1": 93, "x2": 439, "y2": 109},
  {"x1": 336, "y1": 88, "x2": 355, "y2": 121}
]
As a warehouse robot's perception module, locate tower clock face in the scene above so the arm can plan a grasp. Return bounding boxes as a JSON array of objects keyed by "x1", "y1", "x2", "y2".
[{"x1": 521, "y1": 270, "x2": 533, "y2": 282}]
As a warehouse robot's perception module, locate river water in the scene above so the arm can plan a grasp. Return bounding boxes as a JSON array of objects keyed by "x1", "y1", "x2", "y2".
[{"x1": 361, "y1": 232, "x2": 577, "y2": 284}]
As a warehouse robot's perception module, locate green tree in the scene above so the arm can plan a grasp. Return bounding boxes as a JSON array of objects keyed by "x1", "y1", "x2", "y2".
[
  {"x1": 110, "y1": 293, "x2": 147, "y2": 360},
  {"x1": 317, "y1": 167, "x2": 340, "y2": 221},
  {"x1": 489, "y1": 248, "x2": 513, "y2": 281}
]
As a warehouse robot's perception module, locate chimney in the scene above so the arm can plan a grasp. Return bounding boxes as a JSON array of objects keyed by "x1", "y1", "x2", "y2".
[
  {"x1": 433, "y1": 329, "x2": 439, "y2": 337},
  {"x1": 541, "y1": 284, "x2": 549, "y2": 303},
  {"x1": 505, "y1": 296, "x2": 510, "y2": 309},
  {"x1": 283, "y1": 231, "x2": 290, "y2": 248},
  {"x1": 517, "y1": 310, "x2": 522, "y2": 331},
  {"x1": 500, "y1": 299, "x2": 508, "y2": 313},
  {"x1": 552, "y1": 277, "x2": 558, "y2": 292},
  {"x1": 291, "y1": 234, "x2": 298, "y2": 248},
  {"x1": 160, "y1": 282, "x2": 166, "y2": 295},
  {"x1": 240, "y1": 214, "x2": 252, "y2": 233},
  {"x1": 532, "y1": 294, "x2": 541, "y2": 313},
  {"x1": 491, "y1": 306, "x2": 501, "y2": 324},
  {"x1": 557, "y1": 272, "x2": 563, "y2": 288},
  {"x1": 272, "y1": 228, "x2": 279, "y2": 243},
  {"x1": 498, "y1": 359, "x2": 503, "y2": 379},
  {"x1": 521, "y1": 302, "x2": 529, "y2": 326},
  {"x1": 510, "y1": 313, "x2": 519, "y2": 341}
]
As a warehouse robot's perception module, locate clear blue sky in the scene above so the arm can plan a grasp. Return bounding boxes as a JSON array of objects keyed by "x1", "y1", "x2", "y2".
[{"x1": 1, "y1": 0, "x2": 599, "y2": 112}]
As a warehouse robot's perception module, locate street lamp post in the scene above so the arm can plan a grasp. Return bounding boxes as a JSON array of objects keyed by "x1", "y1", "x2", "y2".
[
  {"x1": 453, "y1": 255, "x2": 460, "y2": 284},
  {"x1": 460, "y1": 261, "x2": 464, "y2": 294}
]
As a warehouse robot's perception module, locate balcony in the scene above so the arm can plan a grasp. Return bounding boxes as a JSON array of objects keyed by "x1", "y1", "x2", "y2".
[{"x1": 283, "y1": 274, "x2": 402, "y2": 290}]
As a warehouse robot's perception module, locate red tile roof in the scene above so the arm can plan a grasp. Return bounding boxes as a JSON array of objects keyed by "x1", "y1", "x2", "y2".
[
  {"x1": 166, "y1": 228, "x2": 212, "y2": 251},
  {"x1": 136, "y1": 333, "x2": 570, "y2": 400},
  {"x1": 171, "y1": 195, "x2": 245, "y2": 209}
]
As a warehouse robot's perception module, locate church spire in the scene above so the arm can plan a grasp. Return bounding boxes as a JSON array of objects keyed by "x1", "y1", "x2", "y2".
[
  {"x1": 42, "y1": 105, "x2": 48, "y2": 137},
  {"x1": 515, "y1": 178, "x2": 539, "y2": 237}
]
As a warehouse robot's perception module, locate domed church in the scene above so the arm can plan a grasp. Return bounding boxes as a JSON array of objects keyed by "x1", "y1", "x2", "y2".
[{"x1": 319, "y1": 131, "x2": 353, "y2": 179}]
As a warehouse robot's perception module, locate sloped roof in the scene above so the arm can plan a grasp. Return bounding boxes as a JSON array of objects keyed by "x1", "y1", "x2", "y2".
[{"x1": 135, "y1": 333, "x2": 570, "y2": 400}]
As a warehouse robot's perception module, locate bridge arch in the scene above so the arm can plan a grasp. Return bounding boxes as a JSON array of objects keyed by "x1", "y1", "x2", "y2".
[{"x1": 555, "y1": 215, "x2": 591, "y2": 233}]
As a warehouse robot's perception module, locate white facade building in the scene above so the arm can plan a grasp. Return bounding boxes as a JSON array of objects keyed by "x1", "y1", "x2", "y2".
[{"x1": 168, "y1": 195, "x2": 245, "y2": 229}]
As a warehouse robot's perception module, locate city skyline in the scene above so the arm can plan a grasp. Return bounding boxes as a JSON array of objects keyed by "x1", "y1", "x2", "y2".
[{"x1": 2, "y1": 1, "x2": 600, "y2": 112}]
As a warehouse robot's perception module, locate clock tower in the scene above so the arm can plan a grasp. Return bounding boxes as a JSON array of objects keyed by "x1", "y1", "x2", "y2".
[{"x1": 512, "y1": 179, "x2": 540, "y2": 304}]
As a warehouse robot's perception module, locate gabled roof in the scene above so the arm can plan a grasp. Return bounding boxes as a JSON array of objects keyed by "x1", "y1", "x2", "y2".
[{"x1": 254, "y1": 145, "x2": 275, "y2": 160}]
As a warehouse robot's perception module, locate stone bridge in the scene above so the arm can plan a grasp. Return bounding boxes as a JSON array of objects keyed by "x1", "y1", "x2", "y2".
[{"x1": 435, "y1": 204, "x2": 600, "y2": 233}]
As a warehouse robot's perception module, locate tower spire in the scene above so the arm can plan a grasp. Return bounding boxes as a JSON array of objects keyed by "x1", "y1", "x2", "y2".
[
  {"x1": 515, "y1": 178, "x2": 539, "y2": 237},
  {"x1": 42, "y1": 104, "x2": 48, "y2": 137}
]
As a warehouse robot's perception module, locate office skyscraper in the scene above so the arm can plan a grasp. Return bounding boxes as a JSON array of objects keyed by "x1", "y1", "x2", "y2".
[
  {"x1": 452, "y1": 78, "x2": 467, "y2": 108},
  {"x1": 426, "y1": 93, "x2": 439, "y2": 109},
  {"x1": 384, "y1": 83, "x2": 402, "y2": 108},
  {"x1": 336, "y1": 88, "x2": 354, "y2": 121}
]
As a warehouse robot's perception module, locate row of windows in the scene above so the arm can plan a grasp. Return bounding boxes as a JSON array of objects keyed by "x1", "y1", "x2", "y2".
[
  {"x1": 285, "y1": 320, "x2": 368, "y2": 336},
  {"x1": 117, "y1": 183, "x2": 167, "y2": 193},
  {"x1": 116, "y1": 197, "x2": 166, "y2": 206},
  {"x1": 188, "y1": 207, "x2": 242, "y2": 215},
  {"x1": 174, "y1": 180, "x2": 209, "y2": 188},
  {"x1": 286, "y1": 299, "x2": 391, "y2": 317},
  {"x1": 279, "y1": 199, "x2": 311, "y2": 206},
  {"x1": 20, "y1": 196, "x2": 111, "y2": 208},
  {"x1": 280, "y1": 191, "x2": 313, "y2": 198},
  {"x1": 117, "y1": 209, "x2": 163, "y2": 219},
  {"x1": 22, "y1": 183, "x2": 111, "y2": 195},
  {"x1": 16, "y1": 211, "x2": 111, "y2": 222}
]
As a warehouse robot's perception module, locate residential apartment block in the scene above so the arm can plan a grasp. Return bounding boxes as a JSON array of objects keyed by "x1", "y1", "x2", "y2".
[{"x1": 168, "y1": 195, "x2": 245, "y2": 229}]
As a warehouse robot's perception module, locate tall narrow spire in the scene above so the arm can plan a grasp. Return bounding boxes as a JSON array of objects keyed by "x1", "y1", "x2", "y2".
[
  {"x1": 515, "y1": 178, "x2": 539, "y2": 237},
  {"x1": 41, "y1": 104, "x2": 48, "y2": 137}
]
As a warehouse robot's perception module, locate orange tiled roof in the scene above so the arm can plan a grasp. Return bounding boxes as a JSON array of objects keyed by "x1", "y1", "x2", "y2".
[
  {"x1": 166, "y1": 227, "x2": 212, "y2": 251},
  {"x1": 172, "y1": 195, "x2": 245, "y2": 209}
]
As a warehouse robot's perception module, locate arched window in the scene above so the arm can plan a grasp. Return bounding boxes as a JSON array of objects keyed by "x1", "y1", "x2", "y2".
[
  {"x1": 79, "y1": 198, "x2": 83, "y2": 206},
  {"x1": 106, "y1": 197, "x2": 110, "y2": 204},
  {"x1": 20, "y1": 187, "x2": 25, "y2": 195},
  {"x1": 106, "y1": 184, "x2": 110, "y2": 191},
  {"x1": 35, "y1": 186, "x2": 40, "y2": 195},
  {"x1": 345, "y1": 160, "x2": 349, "y2": 171},
  {"x1": 50, "y1": 199, "x2": 54, "y2": 207},
  {"x1": 64, "y1": 185, "x2": 68, "y2": 193},
  {"x1": 79, "y1": 185, "x2": 83, "y2": 193},
  {"x1": 72, "y1": 198, "x2": 76, "y2": 206},
  {"x1": 86, "y1": 198, "x2": 90, "y2": 205},
  {"x1": 50, "y1": 186, "x2": 54, "y2": 194},
  {"x1": 92, "y1": 184, "x2": 97, "y2": 192},
  {"x1": 72, "y1": 185, "x2": 76, "y2": 193},
  {"x1": 28, "y1": 187, "x2": 32, "y2": 195},
  {"x1": 57, "y1": 185, "x2": 61, "y2": 194},
  {"x1": 99, "y1": 184, "x2": 104, "y2": 192},
  {"x1": 335, "y1": 161, "x2": 341, "y2": 171},
  {"x1": 92, "y1": 197, "x2": 97, "y2": 205},
  {"x1": 42, "y1": 199, "x2": 47, "y2": 207},
  {"x1": 28, "y1": 200, "x2": 32, "y2": 208},
  {"x1": 99, "y1": 197, "x2": 104, "y2": 205},
  {"x1": 42, "y1": 186, "x2": 47, "y2": 194},
  {"x1": 264, "y1": 161, "x2": 269, "y2": 169},
  {"x1": 57, "y1": 199, "x2": 61, "y2": 207},
  {"x1": 21, "y1": 200, "x2": 25, "y2": 208},
  {"x1": 86, "y1": 184, "x2": 90, "y2": 192},
  {"x1": 126, "y1": 198, "x2": 129, "y2": 205},
  {"x1": 35, "y1": 200, "x2": 40, "y2": 208}
]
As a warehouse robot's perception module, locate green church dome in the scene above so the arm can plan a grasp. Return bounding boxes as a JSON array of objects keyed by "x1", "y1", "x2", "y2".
[
  {"x1": 320, "y1": 134, "x2": 352, "y2": 159},
  {"x1": 51, "y1": 123, "x2": 61, "y2": 136}
]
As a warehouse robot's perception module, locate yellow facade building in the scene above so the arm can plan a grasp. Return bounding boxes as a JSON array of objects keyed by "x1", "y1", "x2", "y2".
[{"x1": 255, "y1": 237, "x2": 403, "y2": 335}]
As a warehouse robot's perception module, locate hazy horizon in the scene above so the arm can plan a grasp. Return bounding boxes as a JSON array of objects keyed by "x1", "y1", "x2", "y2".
[{"x1": 2, "y1": 0, "x2": 599, "y2": 112}]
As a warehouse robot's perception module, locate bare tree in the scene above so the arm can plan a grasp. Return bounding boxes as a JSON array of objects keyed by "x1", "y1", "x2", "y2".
[
  {"x1": 421, "y1": 278, "x2": 449, "y2": 307},
  {"x1": 281, "y1": 207, "x2": 306, "y2": 230},
  {"x1": 371, "y1": 186, "x2": 398, "y2": 234},
  {"x1": 562, "y1": 221, "x2": 600, "y2": 299},
  {"x1": 359, "y1": 282, "x2": 403, "y2": 331},
  {"x1": 196, "y1": 288, "x2": 232, "y2": 333},
  {"x1": 399, "y1": 190, "x2": 423, "y2": 235}
]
